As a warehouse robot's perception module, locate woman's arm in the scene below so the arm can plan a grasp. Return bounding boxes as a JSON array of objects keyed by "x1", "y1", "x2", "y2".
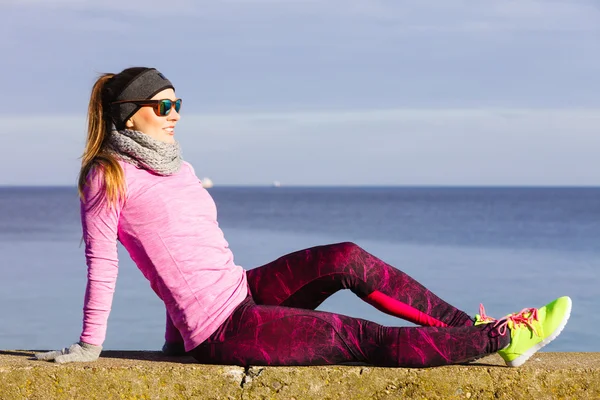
[
  {"x1": 79, "y1": 168, "x2": 124, "y2": 347},
  {"x1": 36, "y1": 168, "x2": 124, "y2": 363},
  {"x1": 165, "y1": 310, "x2": 184, "y2": 343},
  {"x1": 162, "y1": 310, "x2": 187, "y2": 356}
]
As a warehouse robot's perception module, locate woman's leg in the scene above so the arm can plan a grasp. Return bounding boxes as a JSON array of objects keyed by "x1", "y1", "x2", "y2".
[
  {"x1": 191, "y1": 297, "x2": 509, "y2": 367},
  {"x1": 246, "y1": 242, "x2": 473, "y2": 328}
]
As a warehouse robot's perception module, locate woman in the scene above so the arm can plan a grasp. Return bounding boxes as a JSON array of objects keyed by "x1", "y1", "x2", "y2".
[{"x1": 35, "y1": 67, "x2": 571, "y2": 368}]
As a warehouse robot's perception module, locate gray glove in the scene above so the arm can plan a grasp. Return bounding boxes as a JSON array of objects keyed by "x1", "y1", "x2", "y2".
[{"x1": 35, "y1": 341, "x2": 102, "y2": 364}]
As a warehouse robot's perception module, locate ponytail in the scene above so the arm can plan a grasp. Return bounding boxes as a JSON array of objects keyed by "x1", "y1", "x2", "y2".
[{"x1": 77, "y1": 73, "x2": 125, "y2": 208}]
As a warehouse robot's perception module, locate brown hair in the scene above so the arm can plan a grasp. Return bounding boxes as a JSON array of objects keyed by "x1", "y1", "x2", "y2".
[{"x1": 77, "y1": 67, "x2": 151, "y2": 207}]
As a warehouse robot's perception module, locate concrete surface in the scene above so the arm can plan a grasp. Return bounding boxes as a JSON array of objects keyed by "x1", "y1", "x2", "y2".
[{"x1": 0, "y1": 351, "x2": 598, "y2": 399}]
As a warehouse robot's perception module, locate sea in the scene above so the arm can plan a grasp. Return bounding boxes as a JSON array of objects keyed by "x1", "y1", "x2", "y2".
[{"x1": 0, "y1": 186, "x2": 598, "y2": 353}]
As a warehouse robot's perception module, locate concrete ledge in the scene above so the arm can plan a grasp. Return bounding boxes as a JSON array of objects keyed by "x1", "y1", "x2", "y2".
[{"x1": 0, "y1": 351, "x2": 598, "y2": 399}]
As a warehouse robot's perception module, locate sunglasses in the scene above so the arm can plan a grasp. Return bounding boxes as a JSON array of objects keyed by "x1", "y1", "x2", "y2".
[{"x1": 112, "y1": 98, "x2": 182, "y2": 116}]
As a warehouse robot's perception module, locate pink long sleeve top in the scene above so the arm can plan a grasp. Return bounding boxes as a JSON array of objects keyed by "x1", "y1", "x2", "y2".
[{"x1": 80, "y1": 160, "x2": 248, "y2": 351}]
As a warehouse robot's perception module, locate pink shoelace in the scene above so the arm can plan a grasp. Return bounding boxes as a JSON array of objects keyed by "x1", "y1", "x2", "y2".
[
  {"x1": 479, "y1": 304, "x2": 540, "y2": 336},
  {"x1": 477, "y1": 304, "x2": 497, "y2": 324}
]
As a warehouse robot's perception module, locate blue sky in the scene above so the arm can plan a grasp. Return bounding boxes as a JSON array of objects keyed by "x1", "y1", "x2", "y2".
[{"x1": 2, "y1": 0, "x2": 599, "y2": 186}]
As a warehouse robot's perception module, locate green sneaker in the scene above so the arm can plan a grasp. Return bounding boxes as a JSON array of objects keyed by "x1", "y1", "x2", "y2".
[
  {"x1": 496, "y1": 296, "x2": 572, "y2": 367},
  {"x1": 474, "y1": 303, "x2": 497, "y2": 326}
]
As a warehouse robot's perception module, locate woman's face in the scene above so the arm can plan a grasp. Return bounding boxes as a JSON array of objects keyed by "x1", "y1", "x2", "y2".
[{"x1": 125, "y1": 88, "x2": 180, "y2": 144}]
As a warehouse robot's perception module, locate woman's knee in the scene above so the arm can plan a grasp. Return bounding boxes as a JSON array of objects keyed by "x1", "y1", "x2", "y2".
[{"x1": 328, "y1": 241, "x2": 364, "y2": 258}]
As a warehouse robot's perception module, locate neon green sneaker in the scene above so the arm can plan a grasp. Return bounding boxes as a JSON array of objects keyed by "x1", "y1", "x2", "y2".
[
  {"x1": 496, "y1": 296, "x2": 572, "y2": 367},
  {"x1": 474, "y1": 303, "x2": 497, "y2": 326}
]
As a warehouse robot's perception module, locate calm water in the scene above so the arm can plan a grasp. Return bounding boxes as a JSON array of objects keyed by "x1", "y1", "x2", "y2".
[{"x1": 0, "y1": 186, "x2": 598, "y2": 352}]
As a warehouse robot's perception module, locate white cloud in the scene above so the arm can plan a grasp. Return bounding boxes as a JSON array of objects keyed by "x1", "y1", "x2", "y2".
[
  {"x1": 5, "y1": 0, "x2": 599, "y2": 32},
  {"x1": 1, "y1": 107, "x2": 598, "y2": 186},
  {"x1": 4, "y1": 0, "x2": 198, "y2": 16}
]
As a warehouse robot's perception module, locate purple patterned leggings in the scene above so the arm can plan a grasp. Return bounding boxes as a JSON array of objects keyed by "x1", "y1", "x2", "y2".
[{"x1": 191, "y1": 242, "x2": 509, "y2": 367}]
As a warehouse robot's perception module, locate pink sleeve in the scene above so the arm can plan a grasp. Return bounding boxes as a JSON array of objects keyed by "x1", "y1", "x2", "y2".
[{"x1": 79, "y1": 168, "x2": 124, "y2": 346}]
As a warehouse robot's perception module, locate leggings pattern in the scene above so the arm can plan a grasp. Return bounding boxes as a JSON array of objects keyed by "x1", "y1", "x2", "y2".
[
  {"x1": 246, "y1": 242, "x2": 473, "y2": 327},
  {"x1": 191, "y1": 242, "x2": 509, "y2": 367}
]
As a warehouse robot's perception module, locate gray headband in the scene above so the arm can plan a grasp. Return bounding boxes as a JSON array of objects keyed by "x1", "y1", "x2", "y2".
[{"x1": 111, "y1": 68, "x2": 174, "y2": 128}]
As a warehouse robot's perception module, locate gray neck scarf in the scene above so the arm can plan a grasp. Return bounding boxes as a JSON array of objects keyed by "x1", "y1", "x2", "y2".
[{"x1": 107, "y1": 129, "x2": 182, "y2": 175}]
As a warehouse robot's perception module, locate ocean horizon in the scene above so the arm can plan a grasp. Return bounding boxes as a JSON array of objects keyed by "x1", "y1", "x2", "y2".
[{"x1": 1, "y1": 186, "x2": 598, "y2": 353}]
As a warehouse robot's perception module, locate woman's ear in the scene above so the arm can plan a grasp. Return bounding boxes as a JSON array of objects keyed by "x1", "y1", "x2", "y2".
[{"x1": 125, "y1": 119, "x2": 135, "y2": 129}]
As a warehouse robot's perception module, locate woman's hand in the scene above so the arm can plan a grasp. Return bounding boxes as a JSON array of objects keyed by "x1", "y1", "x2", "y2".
[
  {"x1": 162, "y1": 341, "x2": 187, "y2": 356},
  {"x1": 35, "y1": 342, "x2": 102, "y2": 363}
]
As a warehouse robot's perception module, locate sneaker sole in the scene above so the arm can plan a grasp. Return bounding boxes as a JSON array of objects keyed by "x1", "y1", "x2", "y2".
[{"x1": 506, "y1": 296, "x2": 572, "y2": 367}]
